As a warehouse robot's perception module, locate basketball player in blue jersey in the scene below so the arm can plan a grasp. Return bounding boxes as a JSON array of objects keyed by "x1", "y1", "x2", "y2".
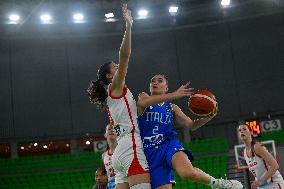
[{"x1": 137, "y1": 74, "x2": 243, "y2": 189}]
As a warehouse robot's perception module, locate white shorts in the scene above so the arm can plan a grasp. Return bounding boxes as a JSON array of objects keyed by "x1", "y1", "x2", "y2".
[{"x1": 112, "y1": 133, "x2": 149, "y2": 184}]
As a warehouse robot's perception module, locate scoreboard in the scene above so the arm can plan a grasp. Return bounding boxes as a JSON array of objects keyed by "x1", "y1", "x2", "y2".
[
  {"x1": 245, "y1": 120, "x2": 262, "y2": 137},
  {"x1": 237, "y1": 119, "x2": 282, "y2": 142}
]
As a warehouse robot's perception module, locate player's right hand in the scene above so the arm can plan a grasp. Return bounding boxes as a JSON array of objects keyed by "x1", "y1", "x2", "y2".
[
  {"x1": 173, "y1": 82, "x2": 194, "y2": 99},
  {"x1": 122, "y1": 4, "x2": 133, "y2": 27}
]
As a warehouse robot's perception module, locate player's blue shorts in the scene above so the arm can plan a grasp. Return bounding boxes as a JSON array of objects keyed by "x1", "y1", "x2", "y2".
[{"x1": 144, "y1": 138, "x2": 193, "y2": 189}]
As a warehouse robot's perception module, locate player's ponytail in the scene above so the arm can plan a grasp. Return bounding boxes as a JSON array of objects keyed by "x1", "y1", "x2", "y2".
[{"x1": 87, "y1": 62, "x2": 113, "y2": 110}]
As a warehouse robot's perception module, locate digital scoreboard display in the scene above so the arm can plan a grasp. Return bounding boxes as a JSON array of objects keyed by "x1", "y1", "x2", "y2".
[{"x1": 245, "y1": 120, "x2": 262, "y2": 137}]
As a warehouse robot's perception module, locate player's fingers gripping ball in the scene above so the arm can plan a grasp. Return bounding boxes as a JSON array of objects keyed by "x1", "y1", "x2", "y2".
[{"x1": 188, "y1": 90, "x2": 217, "y2": 117}]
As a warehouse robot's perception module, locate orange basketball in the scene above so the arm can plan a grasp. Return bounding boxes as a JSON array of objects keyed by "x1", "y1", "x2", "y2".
[{"x1": 188, "y1": 90, "x2": 217, "y2": 116}]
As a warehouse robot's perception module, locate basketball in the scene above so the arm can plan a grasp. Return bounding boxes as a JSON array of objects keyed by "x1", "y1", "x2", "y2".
[{"x1": 188, "y1": 90, "x2": 217, "y2": 116}]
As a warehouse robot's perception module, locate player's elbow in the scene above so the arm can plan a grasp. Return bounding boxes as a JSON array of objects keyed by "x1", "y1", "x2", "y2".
[
  {"x1": 137, "y1": 93, "x2": 150, "y2": 108},
  {"x1": 274, "y1": 163, "x2": 279, "y2": 170},
  {"x1": 269, "y1": 163, "x2": 279, "y2": 175},
  {"x1": 186, "y1": 121, "x2": 195, "y2": 130},
  {"x1": 137, "y1": 100, "x2": 144, "y2": 108}
]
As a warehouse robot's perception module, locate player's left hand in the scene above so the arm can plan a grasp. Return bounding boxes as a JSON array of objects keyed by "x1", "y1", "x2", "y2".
[
  {"x1": 122, "y1": 4, "x2": 133, "y2": 27},
  {"x1": 173, "y1": 82, "x2": 194, "y2": 99},
  {"x1": 251, "y1": 180, "x2": 261, "y2": 189}
]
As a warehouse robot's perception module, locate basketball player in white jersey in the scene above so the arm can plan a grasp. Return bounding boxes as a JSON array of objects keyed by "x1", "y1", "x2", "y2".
[
  {"x1": 239, "y1": 124, "x2": 284, "y2": 189},
  {"x1": 87, "y1": 5, "x2": 150, "y2": 189},
  {"x1": 87, "y1": 4, "x2": 193, "y2": 189},
  {"x1": 102, "y1": 124, "x2": 119, "y2": 189}
]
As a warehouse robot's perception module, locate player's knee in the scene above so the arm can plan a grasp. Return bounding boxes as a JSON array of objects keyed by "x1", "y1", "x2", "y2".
[{"x1": 178, "y1": 169, "x2": 198, "y2": 180}]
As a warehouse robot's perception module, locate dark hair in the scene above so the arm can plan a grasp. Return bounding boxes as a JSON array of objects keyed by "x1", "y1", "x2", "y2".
[
  {"x1": 96, "y1": 166, "x2": 107, "y2": 175},
  {"x1": 243, "y1": 124, "x2": 258, "y2": 157},
  {"x1": 87, "y1": 62, "x2": 113, "y2": 110}
]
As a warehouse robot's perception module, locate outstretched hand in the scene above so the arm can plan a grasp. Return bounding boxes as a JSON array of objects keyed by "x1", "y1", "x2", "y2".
[
  {"x1": 173, "y1": 82, "x2": 194, "y2": 99},
  {"x1": 122, "y1": 4, "x2": 133, "y2": 27}
]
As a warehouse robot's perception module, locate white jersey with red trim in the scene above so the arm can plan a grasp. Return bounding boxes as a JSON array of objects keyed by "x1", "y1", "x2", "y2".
[
  {"x1": 103, "y1": 150, "x2": 115, "y2": 189},
  {"x1": 106, "y1": 85, "x2": 149, "y2": 183},
  {"x1": 244, "y1": 148, "x2": 284, "y2": 188},
  {"x1": 106, "y1": 85, "x2": 140, "y2": 142}
]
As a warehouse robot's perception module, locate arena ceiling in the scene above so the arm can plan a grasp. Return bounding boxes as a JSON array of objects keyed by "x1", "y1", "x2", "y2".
[{"x1": 0, "y1": 0, "x2": 283, "y2": 36}]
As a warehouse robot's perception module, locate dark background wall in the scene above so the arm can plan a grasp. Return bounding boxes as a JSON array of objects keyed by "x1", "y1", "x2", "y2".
[{"x1": 0, "y1": 12, "x2": 283, "y2": 146}]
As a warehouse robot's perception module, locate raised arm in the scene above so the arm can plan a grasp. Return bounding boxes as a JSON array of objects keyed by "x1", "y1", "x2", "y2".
[
  {"x1": 111, "y1": 4, "x2": 133, "y2": 96},
  {"x1": 251, "y1": 143, "x2": 280, "y2": 189},
  {"x1": 137, "y1": 83, "x2": 193, "y2": 115}
]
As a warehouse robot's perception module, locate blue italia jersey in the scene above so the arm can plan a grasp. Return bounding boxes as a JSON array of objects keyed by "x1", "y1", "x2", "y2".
[{"x1": 138, "y1": 101, "x2": 176, "y2": 149}]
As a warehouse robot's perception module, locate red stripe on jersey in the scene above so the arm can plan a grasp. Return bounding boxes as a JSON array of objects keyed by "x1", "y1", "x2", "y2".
[
  {"x1": 107, "y1": 109, "x2": 114, "y2": 126},
  {"x1": 123, "y1": 96, "x2": 149, "y2": 176},
  {"x1": 109, "y1": 85, "x2": 128, "y2": 99}
]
